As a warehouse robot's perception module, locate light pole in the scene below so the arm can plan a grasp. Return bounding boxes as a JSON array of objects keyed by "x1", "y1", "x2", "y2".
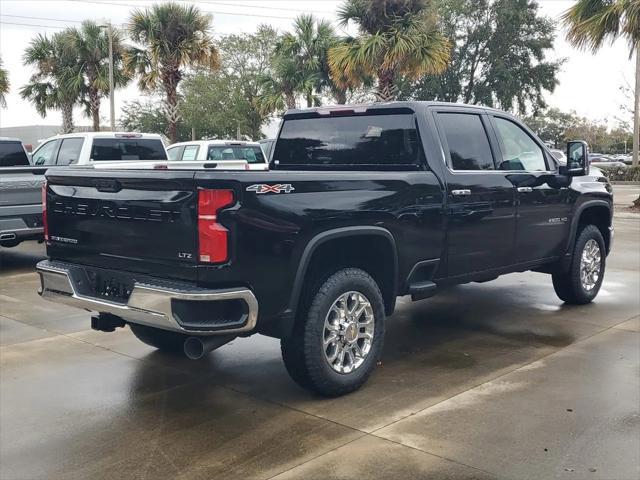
[{"x1": 99, "y1": 23, "x2": 115, "y2": 131}]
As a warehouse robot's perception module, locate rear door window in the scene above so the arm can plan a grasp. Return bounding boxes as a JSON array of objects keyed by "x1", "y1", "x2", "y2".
[
  {"x1": 32, "y1": 140, "x2": 61, "y2": 166},
  {"x1": 90, "y1": 138, "x2": 167, "y2": 161},
  {"x1": 437, "y1": 113, "x2": 495, "y2": 171},
  {"x1": 56, "y1": 138, "x2": 84, "y2": 165},
  {"x1": 0, "y1": 141, "x2": 30, "y2": 166},
  {"x1": 273, "y1": 113, "x2": 424, "y2": 168},
  {"x1": 167, "y1": 146, "x2": 184, "y2": 161},
  {"x1": 181, "y1": 145, "x2": 199, "y2": 161}
]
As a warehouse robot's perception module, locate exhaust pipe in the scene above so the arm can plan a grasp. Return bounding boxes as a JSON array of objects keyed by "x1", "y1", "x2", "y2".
[
  {"x1": 0, "y1": 233, "x2": 17, "y2": 241},
  {"x1": 183, "y1": 335, "x2": 235, "y2": 360}
]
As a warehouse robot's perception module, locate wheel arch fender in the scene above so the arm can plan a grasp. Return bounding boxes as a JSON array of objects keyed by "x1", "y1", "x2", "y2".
[
  {"x1": 287, "y1": 226, "x2": 399, "y2": 319},
  {"x1": 563, "y1": 199, "x2": 612, "y2": 267}
]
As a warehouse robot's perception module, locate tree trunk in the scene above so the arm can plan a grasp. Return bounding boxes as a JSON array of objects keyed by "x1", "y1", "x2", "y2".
[
  {"x1": 306, "y1": 89, "x2": 313, "y2": 108},
  {"x1": 89, "y1": 87, "x2": 100, "y2": 132},
  {"x1": 61, "y1": 103, "x2": 74, "y2": 134},
  {"x1": 633, "y1": 43, "x2": 639, "y2": 167},
  {"x1": 376, "y1": 69, "x2": 397, "y2": 102},
  {"x1": 163, "y1": 67, "x2": 182, "y2": 144},
  {"x1": 333, "y1": 88, "x2": 347, "y2": 105},
  {"x1": 285, "y1": 91, "x2": 296, "y2": 110}
]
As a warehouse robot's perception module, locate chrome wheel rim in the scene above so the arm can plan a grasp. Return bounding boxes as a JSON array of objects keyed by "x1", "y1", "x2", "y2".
[
  {"x1": 580, "y1": 239, "x2": 601, "y2": 291},
  {"x1": 323, "y1": 291, "x2": 375, "y2": 374}
]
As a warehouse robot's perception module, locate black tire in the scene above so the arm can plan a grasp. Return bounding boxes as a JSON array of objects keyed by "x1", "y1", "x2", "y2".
[
  {"x1": 552, "y1": 225, "x2": 606, "y2": 304},
  {"x1": 281, "y1": 268, "x2": 385, "y2": 397},
  {"x1": 129, "y1": 323, "x2": 187, "y2": 353}
]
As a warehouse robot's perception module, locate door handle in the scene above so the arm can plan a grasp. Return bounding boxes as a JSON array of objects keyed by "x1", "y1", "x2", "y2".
[
  {"x1": 451, "y1": 189, "x2": 471, "y2": 196},
  {"x1": 517, "y1": 187, "x2": 533, "y2": 193}
]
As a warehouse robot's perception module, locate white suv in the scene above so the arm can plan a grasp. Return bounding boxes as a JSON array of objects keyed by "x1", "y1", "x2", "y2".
[
  {"x1": 31, "y1": 132, "x2": 168, "y2": 166},
  {"x1": 167, "y1": 140, "x2": 269, "y2": 170}
]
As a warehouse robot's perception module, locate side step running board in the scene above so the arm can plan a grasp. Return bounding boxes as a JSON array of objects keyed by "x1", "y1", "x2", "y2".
[{"x1": 408, "y1": 281, "x2": 437, "y2": 301}]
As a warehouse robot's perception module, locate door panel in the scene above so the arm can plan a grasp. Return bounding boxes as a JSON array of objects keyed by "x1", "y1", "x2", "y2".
[
  {"x1": 434, "y1": 110, "x2": 517, "y2": 276},
  {"x1": 490, "y1": 115, "x2": 572, "y2": 262},
  {"x1": 446, "y1": 173, "x2": 516, "y2": 275},
  {"x1": 515, "y1": 178, "x2": 572, "y2": 261}
]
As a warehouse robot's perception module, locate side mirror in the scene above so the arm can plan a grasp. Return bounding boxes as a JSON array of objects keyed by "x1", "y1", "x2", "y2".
[{"x1": 560, "y1": 140, "x2": 589, "y2": 176}]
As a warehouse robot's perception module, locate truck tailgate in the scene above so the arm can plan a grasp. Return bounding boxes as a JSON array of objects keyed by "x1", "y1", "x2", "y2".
[{"x1": 45, "y1": 169, "x2": 199, "y2": 280}]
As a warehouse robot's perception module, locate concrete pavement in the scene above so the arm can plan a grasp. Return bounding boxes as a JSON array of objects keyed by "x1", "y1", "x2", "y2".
[{"x1": 1, "y1": 208, "x2": 638, "y2": 479}]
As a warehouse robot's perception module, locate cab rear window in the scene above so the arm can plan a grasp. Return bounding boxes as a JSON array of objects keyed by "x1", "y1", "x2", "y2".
[
  {"x1": 273, "y1": 113, "x2": 425, "y2": 169},
  {"x1": 90, "y1": 139, "x2": 167, "y2": 161},
  {"x1": 0, "y1": 141, "x2": 30, "y2": 166},
  {"x1": 207, "y1": 145, "x2": 265, "y2": 164}
]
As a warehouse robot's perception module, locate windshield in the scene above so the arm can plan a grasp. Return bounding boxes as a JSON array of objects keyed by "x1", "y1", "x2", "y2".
[
  {"x1": 207, "y1": 145, "x2": 265, "y2": 164},
  {"x1": 0, "y1": 141, "x2": 30, "y2": 166},
  {"x1": 90, "y1": 138, "x2": 167, "y2": 161}
]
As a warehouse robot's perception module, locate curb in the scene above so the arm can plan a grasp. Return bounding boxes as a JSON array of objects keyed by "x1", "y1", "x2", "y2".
[
  {"x1": 611, "y1": 181, "x2": 640, "y2": 185},
  {"x1": 614, "y1": 213, "x2": 640, "y2": 219}
]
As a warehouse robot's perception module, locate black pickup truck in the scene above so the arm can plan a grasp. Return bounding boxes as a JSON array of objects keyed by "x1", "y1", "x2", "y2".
[{"x1": 37, "y1": 102, "x2": 613, "y2": 396}]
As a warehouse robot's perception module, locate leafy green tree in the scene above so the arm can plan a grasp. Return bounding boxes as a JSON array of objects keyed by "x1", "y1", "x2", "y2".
[
  {"x1": 328, "y1": 0, "x2": 450, "y2": 101},
  {"x1": 563, "y1": 0, "x2": 639, "y2": 166},
  {"x1": 524, "y1": 108, "x2": 580, "y2": 148},
  {"x1": 0, "y1": 57, "x2": 8, "y2": 108},
  {"x1": 398, "y1": 0, "x2": 560, "y2": 113},
  {"x1": 125, "y1": 2, "x2": 220, "y2": 143},
  {"x1": 181, "y1": 26, "x2": 279, "y2": 139},
  {"x1": 119, "y1": 96, "x2": 190, "y2": 141},
  {"x1": 21, "y1": 33, "x2": 82, "y2": 133},
  {"x1": 181, "y1": 72, "x2": 261, "y2": 140},
  {"x1": 62, "y1": 21, "x2": 130, "y2": 131}
]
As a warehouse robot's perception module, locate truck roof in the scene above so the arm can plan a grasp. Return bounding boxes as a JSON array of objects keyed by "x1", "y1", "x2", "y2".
[
  {"x1": 42, "y1": 132, "x2": 164, "y2": 140},
  {"x1": 168, "y1": 140, "x2": 261, "y2": 148},
  {"x1": 284, "y1": 101, "x2": 503, "y2": 118}
]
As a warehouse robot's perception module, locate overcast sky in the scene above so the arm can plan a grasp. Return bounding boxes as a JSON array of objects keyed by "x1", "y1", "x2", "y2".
[{"x1": 0, "y1": 0, "x2": 635, "y2": 133}]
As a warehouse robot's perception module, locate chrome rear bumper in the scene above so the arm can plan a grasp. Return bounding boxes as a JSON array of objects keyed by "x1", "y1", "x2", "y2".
[{"x1": 36, "y1": 260, "x2": 258, "y2": 335}]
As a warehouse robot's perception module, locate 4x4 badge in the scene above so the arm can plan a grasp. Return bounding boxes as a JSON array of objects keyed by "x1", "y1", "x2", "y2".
[{"x1": 246, "y1": 184, "x2": 295, "y2": 194}]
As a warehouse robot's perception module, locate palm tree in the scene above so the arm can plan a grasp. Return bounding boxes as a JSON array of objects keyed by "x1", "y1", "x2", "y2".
[
  {"x1": 256, "y1": 55, "x2": 305, "y2": 114},
  {"x1": 278, "y1": 14, "x2": 345, "y2": 106},
  {"x1": 62, "y1": 21, "x2": 129, "y2": 131},
  {"x1": 328, "y1": 0, "x2": 450, "y2": 102},
  {"x1": 125, "y1": 2, "x2": 220, "y2": 143},
  {"x1": 21, "y1": 33, "x2": 82, "y2": 133},
  {"x1": 0, "y1": 57, "x2": 9, "y2": 108},
  {"x1": 563, "y1": 0, "x2": 640, "y2": 166}
]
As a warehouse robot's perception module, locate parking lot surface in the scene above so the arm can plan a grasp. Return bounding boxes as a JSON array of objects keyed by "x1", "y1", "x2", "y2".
[{"x1": 1, "y1": 215, "x2": 638, "y2": 479}]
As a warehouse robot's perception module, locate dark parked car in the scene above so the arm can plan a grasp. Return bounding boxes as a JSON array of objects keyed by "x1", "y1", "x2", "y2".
[
  {"x1": 37, "y1": 102, "x2": 613, "y2": 396},
  {"x1": 0, "y1": 137, "x2": 31, "y2": 167},
  {"x1": 0, "y1": 138, "x2": 46, "y2": 247}
]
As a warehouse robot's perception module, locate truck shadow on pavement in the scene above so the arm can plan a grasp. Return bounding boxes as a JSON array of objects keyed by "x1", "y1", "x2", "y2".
[{"x1": 0, "y1": 243, "x2": 46, "y2": 275}]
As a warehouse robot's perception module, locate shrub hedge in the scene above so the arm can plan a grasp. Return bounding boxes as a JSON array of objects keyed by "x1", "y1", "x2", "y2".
[{"x1": 596, "y1": 165, "x2": 640, "y2": 182}]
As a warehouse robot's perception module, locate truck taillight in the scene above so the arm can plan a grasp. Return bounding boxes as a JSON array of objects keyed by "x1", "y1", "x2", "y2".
[
  {"x1": 197, "y1": 189, "x2": 234, "y2": 263},
  {"x1": 42, "y1": 181, "x2": 49, "y2": 242}
]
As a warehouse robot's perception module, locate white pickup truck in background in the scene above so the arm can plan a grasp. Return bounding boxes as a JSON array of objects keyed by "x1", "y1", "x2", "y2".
[
  {"x1": 30, "y1": 132, "x2": 168, "y2": 166},
  {"x1": 166, "y1": 140, "x2": 269, "y2": 170}
]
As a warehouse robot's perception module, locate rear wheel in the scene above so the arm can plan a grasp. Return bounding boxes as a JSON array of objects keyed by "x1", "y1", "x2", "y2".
[
  {"x1": 281, "y1": 268, "x2": 385, "y2": 396},
  {"x1": 552, "y1": 225, "x2": 606, "y2": 304},
  {"x1": 129, "y1": 323, "x2": 187, "y2": 353}
]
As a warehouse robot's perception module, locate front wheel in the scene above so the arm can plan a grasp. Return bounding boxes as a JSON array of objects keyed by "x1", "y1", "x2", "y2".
[
  {"x1": 281, "y1": 268, "x2": 385, "y2": 397},
  {"x1": 552, "y1": 225, "x2": 606, "y2": 304}
]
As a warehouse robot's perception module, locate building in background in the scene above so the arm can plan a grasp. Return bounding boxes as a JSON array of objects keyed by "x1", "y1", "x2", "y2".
[{"x1": 0, "y1": 125, "x2": 104, "y2": 151}]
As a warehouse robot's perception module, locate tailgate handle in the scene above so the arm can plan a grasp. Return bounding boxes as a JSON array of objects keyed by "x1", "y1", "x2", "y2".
[{"x1": 93, "y1": 179, "x2": 122, "y2": 192}]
